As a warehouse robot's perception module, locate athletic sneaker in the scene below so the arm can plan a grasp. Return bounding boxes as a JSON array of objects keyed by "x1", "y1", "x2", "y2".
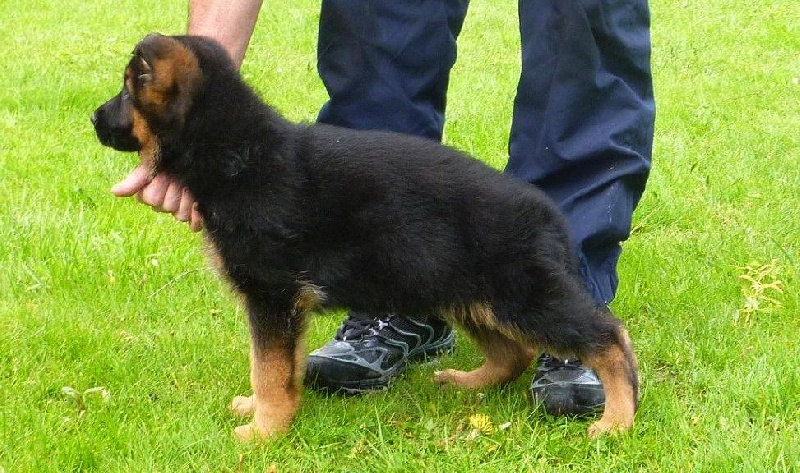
[
  {"x1": 530, "y1": 354, "x2": 605, "y2": 415},
  {"x1": 305, "y1": 312, "x2": 455, "y2": 394}
]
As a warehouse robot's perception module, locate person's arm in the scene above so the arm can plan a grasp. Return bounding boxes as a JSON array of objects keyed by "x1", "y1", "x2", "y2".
[
  {"x1": 188, "y1": 0, "x2": 263, "y2": 68},
  {"x1": 111, "y1": 0, "x2": 262, "y2": 230}
]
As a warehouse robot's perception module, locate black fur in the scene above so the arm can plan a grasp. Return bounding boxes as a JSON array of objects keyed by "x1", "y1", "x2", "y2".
[{"x1": 155, "y1": 37, "x2": 615, "y2": 355}]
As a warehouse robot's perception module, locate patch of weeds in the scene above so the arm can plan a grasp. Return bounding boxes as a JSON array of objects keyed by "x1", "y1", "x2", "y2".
[
  {"x1": 61, "y1": 385, "x2": 111, "y2": 417},
  {"x1": 735, "y1": 259, "x2": 785, "y2": 326}
]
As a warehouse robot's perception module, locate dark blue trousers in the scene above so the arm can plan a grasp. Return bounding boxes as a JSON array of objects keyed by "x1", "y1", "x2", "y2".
[{"x1": 316, "y1": 0, "x2": 655, "y2": 305}]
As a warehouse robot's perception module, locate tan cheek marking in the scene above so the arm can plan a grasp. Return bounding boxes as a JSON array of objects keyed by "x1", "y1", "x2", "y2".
[
  {"x1": 131, "y1": 108, "x2": 159, "y2": 174},
  {"x1": 129, "y1": 40, "x2": 202, "y2": 174}
]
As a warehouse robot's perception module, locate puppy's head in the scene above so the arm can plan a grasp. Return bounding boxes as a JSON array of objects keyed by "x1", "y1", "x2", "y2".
[{"x1": 91, "y1": 34, "x2": 205, "y2": 172}]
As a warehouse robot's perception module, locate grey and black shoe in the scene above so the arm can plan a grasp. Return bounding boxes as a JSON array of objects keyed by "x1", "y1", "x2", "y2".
[
  {"x1": 530, "y1": 354, "x2": 605, "y2": 416},
  {"x1": 305, "y1": 312, "x2": 455, "y2": 394}
]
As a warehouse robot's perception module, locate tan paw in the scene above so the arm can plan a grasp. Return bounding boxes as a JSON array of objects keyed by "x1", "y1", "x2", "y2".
[
  {"x1": 229, "y1": 395, "x2": 254, "y2": 417},
  {"x1": 433, "y1": 369, "x2": 469, "y2": 386},
  {"x1": 234, "y1": 424, "x2": 257, "y2": 443},
  {"x1": 434, "y1": 369, "x2": 490, "y2": 389},
  {"x1": 587, "y1": 418, "x2": 631, "y2": 438},
  {"x1": 233, "y1": 423, "x2": 280, "y2": 443},
  {"x1": 233, "y1": 418, "x2": 290, "y2": 442}
]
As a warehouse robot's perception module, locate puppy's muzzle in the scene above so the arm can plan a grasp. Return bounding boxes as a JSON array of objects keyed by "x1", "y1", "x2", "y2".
[{"x1": 92, "y1": 94, "x2": 140, "y2": 152}]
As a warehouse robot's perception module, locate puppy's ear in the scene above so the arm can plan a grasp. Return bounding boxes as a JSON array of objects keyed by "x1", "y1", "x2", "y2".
[
  {"x1": 130, "y1": 34, "x2": 202, "y2": 128},
  {"x1": 131, "y1": 34, "x2": 165, "y2": 87},
  {"x1": 136, "y1": 55, "x2": 153, "y2": 84},
  {"x1": 134, "y1": 33, "x2": 168, "y2": 61}
]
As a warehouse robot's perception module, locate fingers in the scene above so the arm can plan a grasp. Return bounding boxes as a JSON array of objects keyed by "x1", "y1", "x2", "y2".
[
  {"x1": 189, "y1": 203, "x2": 204, "y2": 232},
  {"x1": 111, "y1": 164, "x2": 151, "y2": 197},
  {"x1": 159, "y1": 181, "x2": 185, "y2": 214},
  {"x1": 136, "y1": 173, "x2": 171, "y2": 209},
  {"x1": 135, "y1": 174, "x2": 189, "y2": 217},
  {"x1": 113, "y1": 167, "x2": 205, "y2": 231},
  {"x1": 174, "y1": 188, "x2": 194, "y2": 223},
  {"x1": 172, "y1": 188, "x2": 204, "y2": 232}
]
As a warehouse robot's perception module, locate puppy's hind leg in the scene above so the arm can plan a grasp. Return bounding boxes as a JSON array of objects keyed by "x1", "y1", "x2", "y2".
[
  {"x1": 547, "y1": 305, "x2": 637, "y2": 438},
  {"x1": 581, "y1": 315, "x2": 639, "y2": 438},
  {"x1": 435, "y1": 304, "x2": 536, "y2": 389}
]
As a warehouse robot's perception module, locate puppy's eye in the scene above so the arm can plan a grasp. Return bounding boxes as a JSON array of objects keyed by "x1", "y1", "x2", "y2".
[{"x1": 137, "y1": 73, "x2": 153, "y2": 84}]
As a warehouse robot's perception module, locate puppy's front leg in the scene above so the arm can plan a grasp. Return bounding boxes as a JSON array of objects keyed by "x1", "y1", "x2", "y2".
[
  {"x1": 233, "y1": 296, "x2": 307, "y2": 442},
  {"x1": 233, "y1": 340, "x2": 301, "y2": 441}
]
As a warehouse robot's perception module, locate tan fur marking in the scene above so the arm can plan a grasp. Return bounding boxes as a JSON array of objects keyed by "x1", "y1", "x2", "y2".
[
  {"x1": 294, "y1": 283, "x2": 325, "y2": 314},
  {"x1": 435, "y1": 332, "x2": 535, "y2": 388},
  {"x1": 442, "y1": 302, "x2": 524, "y2": 344},
  {"x1": 202, "y1": 238, "x2": 248, "y2": 310},
  {"x1": 229, "y1": 395, "x2": 254, "y2": 417},
  {"x1": 234, "y1": 342, "x2": 302, "y2": 442},
  {"x1": 204, "y1": 237, "x2": 226, "y2": 277},
  {"x1": 584, "y1": 331, "x2": 638, "y2": 437},
  {"x1": 141, "y1": 51, "x2": 199, "y2": 111},
  {"x1": 291, "y1": 331, "x2": 308, "y2": 392},
  {"x1": 130, "y1": 108, "x2": 159, "y2": 173},
  {"x1": 436, "y1": 303, "x2": 536, "y2": 389},
  {"x1": 138, "y1": 39, "x2": 201, "y2": 116}
]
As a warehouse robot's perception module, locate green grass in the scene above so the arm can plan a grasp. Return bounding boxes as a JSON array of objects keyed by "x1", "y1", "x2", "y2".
[{"x1": 1, "y1": 0, "x2": 798, "y2": 471}]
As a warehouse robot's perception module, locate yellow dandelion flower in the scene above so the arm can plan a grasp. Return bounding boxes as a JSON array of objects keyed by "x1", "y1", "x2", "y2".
[{"x1": 469, "y1": 413, "x2": 494, "y2": 435}]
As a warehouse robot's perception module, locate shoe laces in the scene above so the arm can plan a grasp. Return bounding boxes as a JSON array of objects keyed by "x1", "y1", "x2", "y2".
[
  {"x1": 336, "y1": 312, "x2": 390, "y2": 341},
  {"x1": 539, "y1": 354, "x2": 583, "y2": 370}
]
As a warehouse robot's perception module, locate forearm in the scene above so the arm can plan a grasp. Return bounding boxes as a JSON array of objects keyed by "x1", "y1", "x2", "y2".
[{"x1": 188, "y1": 0, "x2": 263, "y2": 67}]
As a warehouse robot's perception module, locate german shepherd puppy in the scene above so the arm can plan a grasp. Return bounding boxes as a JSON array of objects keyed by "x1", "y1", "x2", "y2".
[{"x1": 92, "y1": 34, "x2": 638, "y2": 441}]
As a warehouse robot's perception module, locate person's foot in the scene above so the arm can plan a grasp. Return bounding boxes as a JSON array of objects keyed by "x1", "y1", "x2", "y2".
[
  {"x1": 529, "y1": 354, "x2": 605, "y2": 415},
  {"x1": 305, "y1": 312, "x2": 455, "y2": 394}
]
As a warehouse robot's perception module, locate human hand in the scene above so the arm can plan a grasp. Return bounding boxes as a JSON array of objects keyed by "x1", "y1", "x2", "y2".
[{"x1": 111, "y1": 164, "x2": 204, "y2": 232}]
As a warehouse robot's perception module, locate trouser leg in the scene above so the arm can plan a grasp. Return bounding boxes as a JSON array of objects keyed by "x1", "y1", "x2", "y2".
[
  {"x1": 507, "y1": 0, "x2": 655, "y2": 304},
  {"x1": 316, "y1": 0, "x2": 470, "y2": 140}
]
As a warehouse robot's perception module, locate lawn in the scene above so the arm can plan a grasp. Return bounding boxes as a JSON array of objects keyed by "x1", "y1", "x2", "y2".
[{"x1": 1, "y1": 0, "x2": 798, "y2": 471}]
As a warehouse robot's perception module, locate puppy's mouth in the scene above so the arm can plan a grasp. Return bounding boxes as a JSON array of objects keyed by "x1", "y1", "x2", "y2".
[
  {"x1": 91, "y1": 110, "x2": 141, "y2": 152},
  {"x1": 94, "y1": 129, "x2": 141, "y2": 152}
]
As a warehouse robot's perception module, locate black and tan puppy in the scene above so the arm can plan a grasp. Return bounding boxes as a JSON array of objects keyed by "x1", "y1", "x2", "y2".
[{"x1": 92, "y1": 34, "x2": 638, "y2": 441}]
